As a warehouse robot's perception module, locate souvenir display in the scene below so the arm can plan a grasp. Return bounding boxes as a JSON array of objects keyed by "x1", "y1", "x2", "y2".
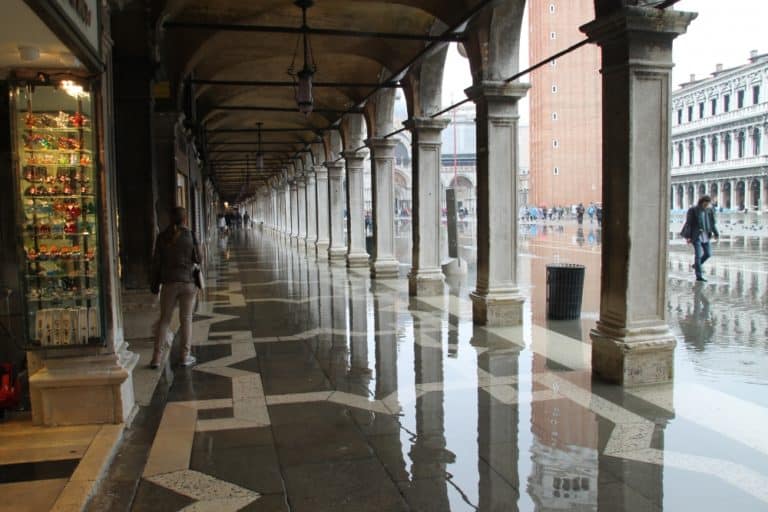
[{"x1": 12, "y1": 84, "x2": 102, "y2": 347}]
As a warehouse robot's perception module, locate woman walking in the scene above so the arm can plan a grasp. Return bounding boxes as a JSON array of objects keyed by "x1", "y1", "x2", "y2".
[{"x1": 150, "y1": 207, "x2": 202, "y2": 368}]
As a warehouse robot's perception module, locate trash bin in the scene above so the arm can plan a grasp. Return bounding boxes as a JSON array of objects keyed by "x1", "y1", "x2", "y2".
[{"x1": 546, "y1": 264, "x2": 585, "y2": 320}]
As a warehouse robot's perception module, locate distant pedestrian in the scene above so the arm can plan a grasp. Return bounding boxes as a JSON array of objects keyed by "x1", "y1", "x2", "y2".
[
  {"x1": 681, "y1": 195, "x2": 719, "y2": 282},
  {"x1": 587, "y1": 203, "x2": 596, "y2": 224},
  {"x1": 576, "y1": 203, "x2": 585, "y2": 225},
  {"x1": 243, "y1": 212, "x2": 250, "y2": 227},
  {"x1": 596, "y1": 206, "x2": 603, "y2": 227}
]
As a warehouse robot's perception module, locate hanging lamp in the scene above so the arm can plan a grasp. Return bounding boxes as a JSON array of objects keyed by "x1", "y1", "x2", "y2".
[{"x1": 288, "y1": 0, "x2": 316, "y2": 116}]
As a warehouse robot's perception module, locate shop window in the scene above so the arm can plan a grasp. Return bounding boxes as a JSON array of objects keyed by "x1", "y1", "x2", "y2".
[
  {"x1": 9, "y1": 83, "x2": 104, "y2": 347},
  {"x1": 737, "y1": 90, "x2": 745, "y2": 108}
]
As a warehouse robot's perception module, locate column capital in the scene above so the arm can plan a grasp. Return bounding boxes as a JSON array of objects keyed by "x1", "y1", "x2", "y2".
[
  {"x1": 366, "y1": 137, "x2": 397, "y2": 159},
  {"x1": 325, "y1": 160, "x2": 345, "y2": 178},
  {"x1": 464, "y1": 81, "x2": 530, "y2": 104},
  {"x1": 403, "y1": 116, "x2": 450, "y2": 134},
  {"x1": 580, "y1": 6, "x2": 697, "y2": 46},
  {"x1": 314, "y1": 164, "x2": 328, "y2": 177},
  {"x1": 341, "y1": 150, "x2": 366, "y2": 163}
]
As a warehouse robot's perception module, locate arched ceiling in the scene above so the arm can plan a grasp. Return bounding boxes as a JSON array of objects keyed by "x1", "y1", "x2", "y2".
[{"x1": 158, "y1": 0, "x2": 487, "y2": 200}]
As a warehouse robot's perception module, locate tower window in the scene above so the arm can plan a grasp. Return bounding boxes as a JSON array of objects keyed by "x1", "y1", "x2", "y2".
[
  {"x1": 552, "y1": 112, "x2": 558, "y2": 121},
  {"x1": 553, "y1": 167, "x2": 560, "y2": 176},
  {"x1": 551, "y1": 84, "x2": 558, "y2": 94},
  {"x1": 549, "y1": 3, "x2": 556, "y2": 13},
  {"x1": 550, "y1": 32, "x2": 557, "y2": 40},
  {"x1": 553, "y1": 139, "x2": 559, "y2": 149}
]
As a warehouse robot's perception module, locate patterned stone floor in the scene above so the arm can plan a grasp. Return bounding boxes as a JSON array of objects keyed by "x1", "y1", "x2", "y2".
[{"x1": 88, "y1": 226, "x2": 768, "y2": 512}]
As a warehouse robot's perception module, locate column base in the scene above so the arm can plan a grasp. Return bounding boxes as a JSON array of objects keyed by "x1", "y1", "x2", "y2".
[
  {"x1": 591, "y1": 324, "x2": 676, "y2": 386},
  {"x1": 347, "y1": 251, "x2": 369, "y2": 268},
  {"x1": 306, "y1": 238, "x2": 318, "y2": 257},
  {"x1": 30, "y1": 348, "x2": 139, "y2": 426},
  {"x1": 371, "y1": 258, "x2": 399, "y2": 279},
  {"x1": 470, "y1": 291, "x2": 524, "y2": 326},
  {"x1": 315, "y1": 241, "x2": 330, "y2": 260},
  {"x1": 408, "y1": 271, "x2": 445, "y2": 296},
  {"x1": 328, "y1": 246, "x2": 347, "y2": 263}
]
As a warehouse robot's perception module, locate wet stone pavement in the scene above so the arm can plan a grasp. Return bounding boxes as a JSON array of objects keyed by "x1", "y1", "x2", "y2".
[{"x1": 89, "y1": 225, "x2": 768, "y2": 511}]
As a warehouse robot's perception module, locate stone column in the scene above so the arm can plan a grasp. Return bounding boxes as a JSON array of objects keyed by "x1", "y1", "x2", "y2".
[
  {"x1": 297, "y1": 176, "x2": 308, "y2": 244},
  {"x1": 289, "y1": 180, "x2": 299, "y2": 239},
  {"x1": 465, "y1": 82, "x2": 530, "y2": 326},
  {"x1": 405, "y1": 117, "x2": 450, "y2": 296},
  {"x1": 344, "y1": 151, "x2": 369, "y2": 267},
  {"x1": 719, "y1": 181, "x2": 728, "y2": 210},
  {"x1": 306, "y1": 172, "x2": 318, "y2": 252},
  {"x1": 730, "y1": 179, "x2": 738, "y2": 210},
  {"x1": 581, "y1": 6, "x2": 695, "y2": 385},
  {"x1": 760, "y1": 177, "x2": 767, "y2": 213},
  {"x1": 327, "y1": 161, "x2": 347, "y2": 262},
  {"x1": 367, "y1": 138, "x2": 399, "y2": 278},
  {"x1": 315, "y1": 165, "x2": 330, "y2": 258}
]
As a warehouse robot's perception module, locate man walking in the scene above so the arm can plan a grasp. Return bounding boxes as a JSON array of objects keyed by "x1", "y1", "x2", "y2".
[{"x1": 681, "y1": 195, "x2": 719, "y2": 282}]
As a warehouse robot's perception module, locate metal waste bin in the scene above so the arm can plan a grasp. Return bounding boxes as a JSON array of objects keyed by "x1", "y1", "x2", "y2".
[{"x1": 546, "y1": 264, "x2": 585, "y2": 320}]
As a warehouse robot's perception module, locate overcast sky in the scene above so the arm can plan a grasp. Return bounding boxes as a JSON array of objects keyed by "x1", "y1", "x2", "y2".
[{"x1": 441, "y1": 0, "x2": 765, "y2": 122}]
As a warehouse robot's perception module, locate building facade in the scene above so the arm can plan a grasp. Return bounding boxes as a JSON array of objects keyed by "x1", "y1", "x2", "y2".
[
  {"x1": 529, "y1": 0, "x2": 602, "y2": 208},
  {"x1": 671, "y1": 51, "x2": 768, "y2": 212}
]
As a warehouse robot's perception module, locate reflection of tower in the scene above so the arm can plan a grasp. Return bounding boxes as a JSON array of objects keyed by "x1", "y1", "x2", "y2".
[
  {"x1": 528, "y1": 355, "x2": 598, "y2": 511},
  {"x1": 477, "y1": 342, "x2": 521, "y2": 510},
  {"x1": 411, "y1": 325, "x2": 452, "y2": 508}
]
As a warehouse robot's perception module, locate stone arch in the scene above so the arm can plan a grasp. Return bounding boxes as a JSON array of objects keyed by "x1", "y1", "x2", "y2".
[{"x1": 463, "y1": 1, "x2": 526, "y2": 83}]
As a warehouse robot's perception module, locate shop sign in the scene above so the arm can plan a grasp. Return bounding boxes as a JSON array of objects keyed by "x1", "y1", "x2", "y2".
[{"x1": 53, "y1": 0, "x2": 99, "y2": 54}]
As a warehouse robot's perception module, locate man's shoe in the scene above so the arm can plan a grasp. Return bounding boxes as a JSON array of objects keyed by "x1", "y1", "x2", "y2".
[
  {"x1": 696, "y1": 277, "x2": 707, "y2": 282},
  {"x1": 180, "y1": 355, "x2": 197, "y2": 367}
]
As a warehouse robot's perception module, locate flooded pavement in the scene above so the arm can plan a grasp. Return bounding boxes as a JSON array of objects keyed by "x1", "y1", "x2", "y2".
[{"x1": 91, "y1": 224, "x2": 768, "y2": 511}]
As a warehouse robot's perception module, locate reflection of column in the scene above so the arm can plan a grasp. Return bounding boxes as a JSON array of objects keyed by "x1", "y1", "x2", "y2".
[
  {"x1": 760, "y1": 177, "x2": 766, "y2": 213},
  {"x1": 582, "y1": 7, "x2": 695, "y2": 385},
  {"x1": 368, "y1": 138, "x2": 399, "y2": 278},
  {"x1": 306, "y1": 171, "x2": 318, "y2": 253},
  {"x1": 373, "y1": 294, "x2": 397, "y2": 400},
  {"x1": 405, "y1": 117, "x2": 450, "y2": 296},
  {"x1": 745, "y1": 179, "x2": 754, "y2": 211},
  {"x1": 477, "y1": 343, "x2": 521, "y2": 510},
  {"x1": 466, "y1": 82, "x2": 530, "y2": 326},
  {"x1": 315, "y1": 165, "x2": 330, "y2": 257},
  {"x1": 345, "y1": 151, "x2": 369, "y2": 267},
  {"x1": 348, "y1": 280, "x2": 369, "y2": 375},
  {"x1": 327, "y1": 161, "x2": 347, "y2": 262},
  {"x1": 411, "y1": 324, "x2": 451, "y2": 509}
]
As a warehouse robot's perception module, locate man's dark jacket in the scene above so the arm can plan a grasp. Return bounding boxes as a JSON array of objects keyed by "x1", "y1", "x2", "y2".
[{"x1": 681, "y1": 206, "x2": 719, "y2": 240}]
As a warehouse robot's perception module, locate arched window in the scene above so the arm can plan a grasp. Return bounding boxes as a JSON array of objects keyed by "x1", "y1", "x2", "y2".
[
  {"x1": 677, "y1": 143, "x2": 684, "y2": 167},
  {"x1": 711, "y1": 136, "x2": 718, "y2": 161},
  {"x1": 724, "y1": 134, "x2": 732, "y2": 160},
  {"x1": 688, "y1": 140, "x2": 695, "y2": 164},
  {"x1": 699, "y1": 138, "x2": 706, "y2": 163}
]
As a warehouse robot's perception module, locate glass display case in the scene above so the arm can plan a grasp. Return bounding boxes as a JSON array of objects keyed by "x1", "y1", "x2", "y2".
[{"x1": 10, "y1": 82, "x2": 104, "y2": 348}]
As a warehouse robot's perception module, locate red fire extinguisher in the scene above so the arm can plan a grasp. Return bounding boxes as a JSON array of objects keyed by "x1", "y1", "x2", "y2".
[{"x1": 0, "y1": 363, "x2": 20, "y2": 418}]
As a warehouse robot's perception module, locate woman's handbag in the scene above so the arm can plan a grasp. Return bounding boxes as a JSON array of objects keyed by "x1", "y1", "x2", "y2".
[{"x1": 193, "y1": 263, "x2": 204, "y2": 290}]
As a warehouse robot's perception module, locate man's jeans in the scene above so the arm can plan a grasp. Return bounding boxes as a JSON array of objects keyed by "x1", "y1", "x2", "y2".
[{"x1": 693, "y1": 239, "x2": 712, "y2": 280}]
